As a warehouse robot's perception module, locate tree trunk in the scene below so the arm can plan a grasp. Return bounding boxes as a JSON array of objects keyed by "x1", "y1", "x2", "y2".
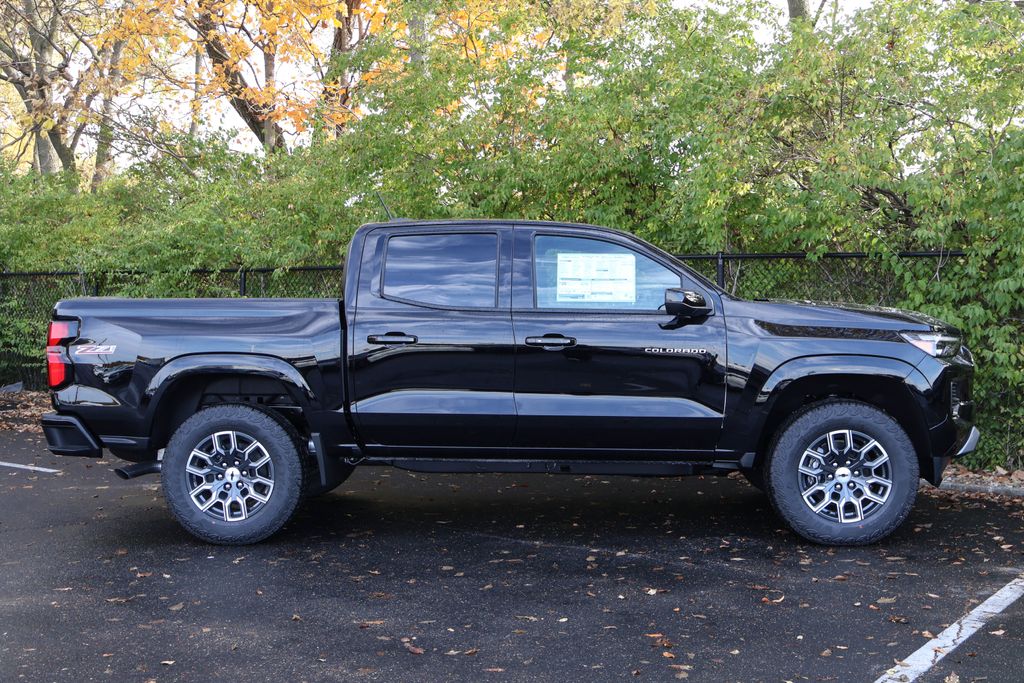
[
  {"x1": 34, "y1": 133, "x2": 59, "y2": 174},
  {"x1": 91, "y1": 104, "x2": 116, "y2": 189},
  {"x1": 189, "y1": 46, "x2": 204, "y2": 137},
  {"x1": 263, "y1": 44, "x2": 278, "y2": 151},
  {"x1": 91, "y1": 42, "x2": 124, "y2": 190},
  {"x1": 261, "y1": 0, "x2": 279, "y2": 152},
  {"x1": 25, "y1": 0, "x2": 62, "y2": 173},
  {"x1": 787, "y1": 0, "x2": 808, "y2": 22},
  {"x1": 564, "y1": 50, "x2": 577, "y2": 97},
  {"x1": 326, "y1": 0, "x2": 363, "y2": 136},
  {"x1": 193, "y1": 5, "x2": 285, "y2": 150},
  {"x1": 409, "y1": 11, "x2": 426, "y2": 65}
]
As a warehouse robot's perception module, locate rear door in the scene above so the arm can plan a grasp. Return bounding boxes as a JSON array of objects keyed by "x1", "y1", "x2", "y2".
[
  {"x1": 349, "y1": 225, "x2": 515, "y2": 455},
  {"x1": 510, "y1": 225, "x2": 727, "y2": 456}
]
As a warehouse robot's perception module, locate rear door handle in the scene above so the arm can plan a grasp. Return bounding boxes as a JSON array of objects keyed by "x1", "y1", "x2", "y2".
[
  {"x1": 367, "y1": 333, "x2": 418, "y2": 345},
  {"x1": 525, "y1": 335, "x2": 576, "y2": 348}
]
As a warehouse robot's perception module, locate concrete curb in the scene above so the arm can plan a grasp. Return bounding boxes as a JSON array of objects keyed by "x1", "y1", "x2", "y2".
[{"x1": 939, "y1": 480, "x2": 1024, "y2": 498}]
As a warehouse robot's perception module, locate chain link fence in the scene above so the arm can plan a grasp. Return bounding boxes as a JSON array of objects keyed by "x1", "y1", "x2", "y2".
[{"x1": 1, "y1": 252, "x2": 963, "y2": 390}]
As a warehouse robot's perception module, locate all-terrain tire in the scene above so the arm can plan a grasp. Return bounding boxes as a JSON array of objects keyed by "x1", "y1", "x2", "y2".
[
  {"x1": 765, "y1": 400, "x2": 919, "y2": 546},
  {"x1": 162, "y1": 404, "x2": 306, "y2": 545}
]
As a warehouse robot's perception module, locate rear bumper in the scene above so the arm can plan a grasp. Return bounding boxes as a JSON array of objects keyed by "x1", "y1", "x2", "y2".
[{"x1": 42, "y1": 413, "x2": 102, "y2": 458}]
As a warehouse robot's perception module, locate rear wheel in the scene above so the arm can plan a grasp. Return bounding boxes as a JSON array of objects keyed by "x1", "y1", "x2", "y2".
[
  {"x1": 162, "y1": 405, "x2": 306, "y2": 545},
  {"x1": 765, "y1": 400, "x2": 919, "y2": 546}
]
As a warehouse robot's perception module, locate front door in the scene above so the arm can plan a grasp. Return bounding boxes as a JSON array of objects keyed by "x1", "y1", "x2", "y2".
[
  {"x1": 349, "y1": 226, "x2": 515, "y2": 455},
  {"x1": 511, "y1": 227, "x2": 727, "y2": 456}
]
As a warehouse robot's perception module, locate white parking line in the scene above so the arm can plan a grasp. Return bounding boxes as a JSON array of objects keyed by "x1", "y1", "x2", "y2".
[
  {"x1": 0, "y1": 460, "x2": 61, "y2": 474},
  {"x1": 874, "y1": 574, "x2": 1024, "y2": 683}
]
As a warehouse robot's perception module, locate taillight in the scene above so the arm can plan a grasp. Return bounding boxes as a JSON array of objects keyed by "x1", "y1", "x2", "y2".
[
  {"x1": 48, "y1": 320, "x2": 77, "y2": 346},
  {"x1": 46, "y1": 319, "x2": 79, "y2": 389},
  {"x1": 47, "y1": 349, "x2": 68, "y2": 387}
]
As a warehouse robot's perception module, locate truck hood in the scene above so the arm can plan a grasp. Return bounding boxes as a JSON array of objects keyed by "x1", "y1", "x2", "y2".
[{"x1": 722, "y1": 298, "x2": 960, "y2": 336}]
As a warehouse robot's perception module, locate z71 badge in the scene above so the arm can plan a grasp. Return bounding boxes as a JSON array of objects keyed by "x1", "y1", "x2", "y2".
[{"x1": 74, "y1": 345, "x2": 117, "y2": 355}]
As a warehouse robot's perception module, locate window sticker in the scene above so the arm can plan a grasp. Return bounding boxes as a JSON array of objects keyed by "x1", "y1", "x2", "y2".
[{"x1": 556, "y1": 252, "x2": 636, "y2": 303}]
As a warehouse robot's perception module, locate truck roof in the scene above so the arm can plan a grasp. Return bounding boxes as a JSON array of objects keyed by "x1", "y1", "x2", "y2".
[{"x1": 355, "y1": 218, "x2": 631, "y2": 236}]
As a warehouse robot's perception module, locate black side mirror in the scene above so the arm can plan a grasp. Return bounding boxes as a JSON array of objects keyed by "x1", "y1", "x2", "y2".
[{"x1": 665, "y1": 288, "x2": 711, "y2": 318}]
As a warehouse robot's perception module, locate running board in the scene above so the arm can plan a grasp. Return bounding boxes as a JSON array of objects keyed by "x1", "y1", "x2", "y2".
[{"x1": 361, "y1": 458, "x2": 740, "y2": 477}]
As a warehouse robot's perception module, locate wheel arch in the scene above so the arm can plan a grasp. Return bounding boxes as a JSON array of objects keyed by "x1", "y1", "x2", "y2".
[
  {"x1": 754, "y1": 356, "x2": 935, "y2": 483},
  {"x1": 144, "y1": 354, "x2": 316, "y2": 452}
]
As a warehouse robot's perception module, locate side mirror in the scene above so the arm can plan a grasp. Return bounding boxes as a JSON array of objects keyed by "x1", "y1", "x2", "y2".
[{"x1": 665, "y1": 288, "x2": 711, "y2": 319}]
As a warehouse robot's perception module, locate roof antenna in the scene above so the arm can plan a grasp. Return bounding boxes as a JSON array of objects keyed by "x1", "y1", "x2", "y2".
[{"x1": 375, "y1": 191, "x2": 396, "y2": 221}]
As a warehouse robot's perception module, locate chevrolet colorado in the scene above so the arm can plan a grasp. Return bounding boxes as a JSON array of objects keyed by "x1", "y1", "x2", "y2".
[{"x1": 41, "y1": 220, "x2": 979, "y2": 545}]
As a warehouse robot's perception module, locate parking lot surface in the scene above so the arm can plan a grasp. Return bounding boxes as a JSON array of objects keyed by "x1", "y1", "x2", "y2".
[{"x1": 2, "y1": 429, "x2": 1023, "y2": 682}]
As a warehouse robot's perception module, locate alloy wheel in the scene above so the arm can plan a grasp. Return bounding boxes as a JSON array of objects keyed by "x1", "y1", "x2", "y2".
[
  {"x1": 184, "y1": 430, "x2": 275, "y2": 522},
  {"x1": 797, "y1": 429, "x2": 893, "y2": 524}
]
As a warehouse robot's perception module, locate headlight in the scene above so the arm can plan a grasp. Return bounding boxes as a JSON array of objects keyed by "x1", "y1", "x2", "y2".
[{"x1": 899, "y1": 331, "x2": 960, "y2": 358}]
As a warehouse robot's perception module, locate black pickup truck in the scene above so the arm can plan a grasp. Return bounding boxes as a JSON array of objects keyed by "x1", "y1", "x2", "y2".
[{"x1": 42, "y1": 220, "x2": 978, "y2": 546}]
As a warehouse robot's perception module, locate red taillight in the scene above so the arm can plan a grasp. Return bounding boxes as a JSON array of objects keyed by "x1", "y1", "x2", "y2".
[
  {"x1": 47, "y1": 349, "x2": 67, "y2": 387},
  {"x1": 48, "y1": 320, "x2": 77, "y2": 346},
  {"x1": 46, "y1": 319, "x2": 79, "y2": 389}
]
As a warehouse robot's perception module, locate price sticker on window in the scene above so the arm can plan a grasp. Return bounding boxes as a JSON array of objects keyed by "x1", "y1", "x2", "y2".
[{"x1": 556, "y1": 253, "x2": 636, "y2": 303}]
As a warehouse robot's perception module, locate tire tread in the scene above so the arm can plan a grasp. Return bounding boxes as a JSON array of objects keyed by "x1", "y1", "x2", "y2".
[
  {"x1": 161, "y1": 404, "x2": 306, "y2": 545},
  {"x1": 764, "y1": 400, "x2": 919, "y2": 546}
]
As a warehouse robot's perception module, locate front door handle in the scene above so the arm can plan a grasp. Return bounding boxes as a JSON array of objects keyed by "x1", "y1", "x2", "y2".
[
  {"x1": 367, "y1": 332, "x2": 418, "y2": 345},
  {"x1": 525, "y1": 335, "x2": 576, "y2": 348}
]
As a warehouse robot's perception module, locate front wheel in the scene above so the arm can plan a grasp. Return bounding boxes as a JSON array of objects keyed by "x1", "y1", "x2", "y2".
[
  {"x1": 765, "y1": 401, "x2": 919, "y2": 546},
  {"x1": 162, "y1": 405, "x2": 307, "y2": 545}
]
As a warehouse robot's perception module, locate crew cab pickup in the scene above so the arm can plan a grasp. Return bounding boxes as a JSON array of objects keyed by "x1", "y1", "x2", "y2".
[{"x1": 42, "y1": 220, "x2": 979, "y2": 545}]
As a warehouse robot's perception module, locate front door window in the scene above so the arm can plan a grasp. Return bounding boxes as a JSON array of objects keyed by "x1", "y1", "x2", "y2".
[{"x1": 534, "y1": 235, "x2": 680, "y2": 311}]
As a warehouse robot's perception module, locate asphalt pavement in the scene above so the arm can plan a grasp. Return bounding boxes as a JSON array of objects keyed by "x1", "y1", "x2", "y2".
[{"x1": 2, "y1": 429, "x2": 1023, "y2": 683}]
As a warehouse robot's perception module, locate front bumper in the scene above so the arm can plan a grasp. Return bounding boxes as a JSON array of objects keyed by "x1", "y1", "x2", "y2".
[
  {"x1": 42, "y1": 413, "x2": 102, "y2": 458},
  {"x1": 955, "y1": 425, "x2": 980, "y2": 458}
]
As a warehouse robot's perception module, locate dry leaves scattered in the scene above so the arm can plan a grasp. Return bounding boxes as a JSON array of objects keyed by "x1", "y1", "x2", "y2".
[
  {"x1": 0, "y1": 391, "x2": 49, "y2": 433},
  {"x1": 945, "y1": 463, "x2": 1024, "y2": 488}
]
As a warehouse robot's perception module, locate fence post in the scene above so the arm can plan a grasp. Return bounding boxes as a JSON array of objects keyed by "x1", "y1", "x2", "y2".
[
  {"x1": 716, "y1": 252, "x2": 725, "y2": 288},
  {"x1": 239, "y1": 270, "x2": 247, "y2": 297}
]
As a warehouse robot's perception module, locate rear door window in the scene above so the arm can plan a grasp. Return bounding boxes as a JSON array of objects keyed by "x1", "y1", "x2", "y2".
[{"x1": 383, "y1": 233, "x2": 498, "y2": 308}]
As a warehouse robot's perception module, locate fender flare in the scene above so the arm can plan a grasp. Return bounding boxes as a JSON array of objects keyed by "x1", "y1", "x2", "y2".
[
  {"x1": 143, "y1": 353, "x2": 317, "y2": 436},
  {"x1": 743, "y1": 353, "x2": 935, "y2": 477},
  {"x1": 756, "y1": 354, "x2": 925, "y2": 404}
]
